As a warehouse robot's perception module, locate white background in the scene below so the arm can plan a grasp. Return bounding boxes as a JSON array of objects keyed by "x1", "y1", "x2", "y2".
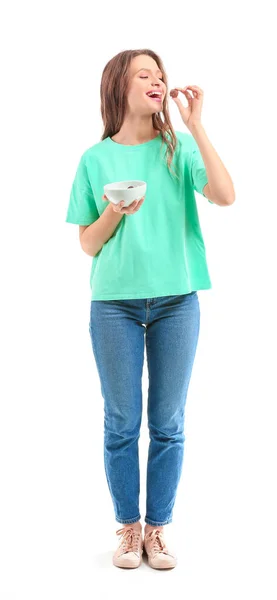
[{"x1": 1, "y1": 0, "x2": 277, "y2": 598}]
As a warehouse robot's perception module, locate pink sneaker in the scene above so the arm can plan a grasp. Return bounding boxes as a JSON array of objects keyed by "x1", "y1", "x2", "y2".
[
  {"x1": 143, "y1": 528, "x2": 177, "y2": 569},
  {"x1": 113, "y1": 526, "x2": 144, "y2": 568}
]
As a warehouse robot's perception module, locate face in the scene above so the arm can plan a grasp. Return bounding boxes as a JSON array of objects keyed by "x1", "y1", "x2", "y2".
[{"x1": 126, "y1": 55, "x2": 167, "y2": 115}]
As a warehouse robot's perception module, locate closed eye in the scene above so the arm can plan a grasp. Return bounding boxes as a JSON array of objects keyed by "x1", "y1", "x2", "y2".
[{"x1": 140, "y1": 76, "x2": 164, "y2": 81}]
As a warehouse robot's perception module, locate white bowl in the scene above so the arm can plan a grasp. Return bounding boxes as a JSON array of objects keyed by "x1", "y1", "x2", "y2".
[{"x1": 103, "y1": 180, "x2": 147, "y2": 207}]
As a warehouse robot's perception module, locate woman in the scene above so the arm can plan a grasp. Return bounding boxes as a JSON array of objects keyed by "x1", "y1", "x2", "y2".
[{"x1": 65, "y1": 48, "x2": 235, "y2": 569}]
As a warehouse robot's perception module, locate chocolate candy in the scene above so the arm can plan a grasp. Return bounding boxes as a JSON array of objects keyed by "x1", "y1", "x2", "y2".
[{"x1": 170, "y1": 89, "x2": 178, "y2": 98}]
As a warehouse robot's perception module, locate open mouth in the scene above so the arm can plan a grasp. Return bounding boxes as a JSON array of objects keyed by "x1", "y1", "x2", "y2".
[{"x1": 145, "y1": 92, "x2": 163, "y2": 103}]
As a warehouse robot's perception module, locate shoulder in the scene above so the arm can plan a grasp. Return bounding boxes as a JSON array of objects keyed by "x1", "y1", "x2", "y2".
[
  {"x1": 173, "y1": 130, "x2": 199, "y2": 162},
  {"x1": 174, "y1": 129, "x2": 196, "y2": 151},
  {"x1": 79, "y1": 137, "x2": 110, "y2": 164}
]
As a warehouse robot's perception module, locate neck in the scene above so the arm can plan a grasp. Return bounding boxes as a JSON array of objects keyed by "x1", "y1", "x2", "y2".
[{"x1": 111, "y1": 116, "x2": 159, "y2": 145}]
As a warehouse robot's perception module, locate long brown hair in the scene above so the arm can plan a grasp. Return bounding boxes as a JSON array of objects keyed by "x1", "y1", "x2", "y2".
[{"x1": 100, "y1": 49, "x2": 181, "y2": 181}]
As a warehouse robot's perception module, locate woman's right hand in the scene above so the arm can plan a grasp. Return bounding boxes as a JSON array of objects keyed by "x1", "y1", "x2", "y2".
[{"x1": 102, "y1": 194, "x2": 145, "y2": 215}]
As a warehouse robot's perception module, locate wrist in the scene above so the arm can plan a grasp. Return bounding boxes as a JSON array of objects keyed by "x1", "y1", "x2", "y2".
[
  {"x1": 106, "y1": 200, "x2": 124, "y2": 220},
  {"x1": 187, "y1": 120, "x2": 204, "y2": 133}
]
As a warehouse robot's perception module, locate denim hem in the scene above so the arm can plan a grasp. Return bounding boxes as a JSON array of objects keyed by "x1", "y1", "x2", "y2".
[
  {"x1": 115, "y1": 514, "x2": 141, "y2": 524},
  {"x1": 144, "y1": 517, "x2": 173, "y2": 526}
]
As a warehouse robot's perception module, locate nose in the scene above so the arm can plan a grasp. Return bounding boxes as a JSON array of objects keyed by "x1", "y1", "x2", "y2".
[{"x1": 151, "y1": 82, "x2": 162, "y2": 91}]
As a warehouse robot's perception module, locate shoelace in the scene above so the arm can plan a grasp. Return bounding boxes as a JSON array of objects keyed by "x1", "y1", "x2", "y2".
[
  {"x1": 116, "y1": 526, "x2": 142, "y2": 555},
  {"x1": 145, "y1": 528, "x2": 168, "y2": 555}
]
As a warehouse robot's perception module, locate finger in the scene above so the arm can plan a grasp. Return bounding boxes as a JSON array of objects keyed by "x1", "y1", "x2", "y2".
[
  {"x1": 184, "y1": 86, "x2": 203, "y2": 95},
  {"x1": 183, "y1": 85, "x2": 203, "y2": 91},
  {"x1": 135, "y1": 196, "x2": 145, "y2": 208},
  {"x1": 188, "y1": 85, "x2": 203, "y2": 91},
  {"x1": 130, "y1": 199, "x2": 139, "y2": 210},
  {"x1": 172, "y1": 89, "x2": 192, "y2": 103},
  {"x1": 171, "y1": 87, "x2": 193, "y2": 99},
  {"x1": 173, "y1": 87, "x2": 190, "y2": 92},
  {"x1": 130, "y1": 196, "x2": 145, "y2": 212},
  {"x1": 175, "y1": 87, "x2": 193, "y2": 97},
  {"x1": 174, "y1": 86, "x2": 203, "y2": 94},
  {"x1": 116, "y1": 196, "x2": 145, "y2": 214},
  {"x1": 186, "y1": 87, "x2": 202, "y2": 99},
  {"x1": 184, "y1": 90, "x2": 193, "y2": 100},
  {"x1": 175, "y1": 88, "x2": 200, "y2": 101},
  {"x1": 113, "y1": 200, "x2": 125, "y2": 212},
  {"x1": 125, "y1": 200, "x2": 139, "y2": 214},
  {"x1": 119, "y1": 201, "x2": 126, "y2": 212}
]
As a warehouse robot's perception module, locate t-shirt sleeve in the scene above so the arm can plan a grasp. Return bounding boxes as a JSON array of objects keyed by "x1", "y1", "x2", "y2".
[
  {"x1": 65, "y1": 153, "x2": 100, "y2": 224},
  {"x1": 190, "y1": 137, "x2": 214, "y2": 204}
]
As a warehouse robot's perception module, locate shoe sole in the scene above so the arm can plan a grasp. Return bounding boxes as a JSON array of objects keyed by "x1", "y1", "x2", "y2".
[
  {"x1": 113, "y1": 553, "x2": 143, "y2": 568},
  {"x1": 148, "y1": 559, "x2": 177, "y2": 569},
  {"x1": 113, "y1": 543, "x2": 144, "y2": 568},
  {"x1": 143, "y1": 544, "x2": 177, "y2": 569}
]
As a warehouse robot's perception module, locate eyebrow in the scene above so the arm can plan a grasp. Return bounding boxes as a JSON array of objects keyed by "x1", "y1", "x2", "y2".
[{"x1": 136, "y1": 68, "x2": 163, "y2": 75}]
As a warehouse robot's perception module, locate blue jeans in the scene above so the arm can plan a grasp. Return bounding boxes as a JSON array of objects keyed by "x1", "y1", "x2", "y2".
[{"x1": 88, "y1": 292, "x2": 200, "y2": 526}]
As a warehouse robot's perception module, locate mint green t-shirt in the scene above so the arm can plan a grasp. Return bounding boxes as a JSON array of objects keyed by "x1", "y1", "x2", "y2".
[{"x1": 65, "y1": 130, "x2": 214, "y2": 300}]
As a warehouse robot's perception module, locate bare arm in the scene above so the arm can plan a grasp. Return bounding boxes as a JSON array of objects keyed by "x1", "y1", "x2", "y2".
[
  {"x1": 189, "y1": 122, "x2": 235, "y2": 206},
  {"x1": 80, "y1": 203, "x2": 124, "y2": 257},
  {"x1": 79, "y1": 194, "x2": 146, "y2": 257}
]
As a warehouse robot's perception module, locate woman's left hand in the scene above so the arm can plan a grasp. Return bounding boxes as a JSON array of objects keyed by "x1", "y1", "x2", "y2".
[{"x1": 170, "y1": 85, "x2": 203, "y2": 130}]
